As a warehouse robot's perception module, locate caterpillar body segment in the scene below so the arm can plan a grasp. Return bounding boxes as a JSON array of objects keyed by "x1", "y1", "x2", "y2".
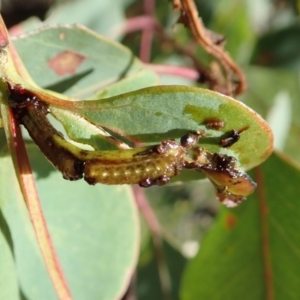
[{"x1": 84, "y1": 140, "x2": 186, "y2": 186}]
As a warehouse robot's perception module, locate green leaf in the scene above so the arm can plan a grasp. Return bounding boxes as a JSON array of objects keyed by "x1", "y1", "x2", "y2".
[
  {"x1": 90, "y1": 69, "x2": 160, "y2": 100},
  {"x1": 0, "y1": 134, "x2": 57, "y2": 300},
  {"x1": 13, "y1": 24, "x2": 159, "y2": 98},
  {"x1": 180, "y1": 152, "x2": 300, "y2": 300},
  {"x1": 51, "y1": 85, "x2": 273, "y2": 170},
  {"x1": 251, "y1": 23, "x2": 300, "y2": 70},
  {"x1": 32, "y1": 145, "x2": 139, "y2": 300},
  {"x1": 0, "y1": 211, "x2": 19, "y2": 300},
  {"x1": 0, "y1": 138, "x2": 140, "y2": 300}
]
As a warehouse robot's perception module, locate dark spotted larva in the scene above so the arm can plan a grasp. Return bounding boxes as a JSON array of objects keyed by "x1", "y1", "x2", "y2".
[
  {"x1": 185, "y1": 150, "x2": 257, "y2": 206},
  {"x1": 219, "y1": 127, "x2": 249, "y2": 148},
  {"x1": 204, "y1": 118, "x2": 225, "y2": 130},
  {"x1": 219, "y1": 129, "x2": 240, "y2": 148},
  {"x1": 83, "y1": 140, "x2": 185, "y2": 186},
  {"x1": 200, "y1": 153, "x2": 256, "y2": 196}
]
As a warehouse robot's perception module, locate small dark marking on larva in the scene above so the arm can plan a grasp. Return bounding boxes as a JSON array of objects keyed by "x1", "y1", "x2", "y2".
[
  {"x1": 220, "y1": 130, "x2": 240, "y2": 148},
  {"x1": 204, "y1": 118, "x2": 225, "y2": 130},
  {"x1": 220, "y1": 127, "x2": 248, "y2": 148},
  {"x1": 180, "y1": 133, "x2": 199, "y2": 148}
]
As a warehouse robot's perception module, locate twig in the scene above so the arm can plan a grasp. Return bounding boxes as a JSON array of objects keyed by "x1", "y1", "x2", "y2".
[
  {"x1": 255, "y1": 167, "x2": 274, "y2": 300},
  {"x1": 172, "y1": 0, "x2": 247, "y2": 95},
  {"x1": 146, "y1": 63, "x2": 199, "y2": 80},
  {"x1": 1, "y1": 105, "x2": 73, "y2": 300}
]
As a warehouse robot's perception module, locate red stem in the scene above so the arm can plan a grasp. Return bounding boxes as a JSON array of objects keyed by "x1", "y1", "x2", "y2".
[
  {"x1": 4, "y1": 106, "x2": 73, "y2": 300},
  {"x1": 139, "y1": 0, "x2": 156, "y2": 62},
  {"x1": 146, "y1": 63, "x2": 200, "y2": 80},
  {"x1": 255, "y1": 166, "x2": 274, "y2": 300}
]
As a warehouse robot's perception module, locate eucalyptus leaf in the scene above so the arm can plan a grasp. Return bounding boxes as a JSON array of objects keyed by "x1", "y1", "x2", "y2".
[
  {"x1": 13, "y1": 25, "x2": 158, "y2": 98},
  {"x1": 0, "y1": 138, "x2": 140, "y2": 300},
  {"x1": 30, "y1": 145, "x2": 140, "y2": 300},
  {"x1": 0, "y1": 212, "x2": 19, "y2": 300},
  {"x1": 251, "y1": 23, "x2": 300, "y2": 70},
  {"x1": 0, "y1": 137, "x2": 57, "y2": 300},
  {"x1": 180, "y1": 152, "x2": 300, "y2": 300}
]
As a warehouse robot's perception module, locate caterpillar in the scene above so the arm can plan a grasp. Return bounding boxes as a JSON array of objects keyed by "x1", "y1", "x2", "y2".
[
  {"x1": 15, "y1": 99, "x2": 191, "y2": 187},
  {"x1": 83, "y1": 139, "x2": 186, "y2": 187}
]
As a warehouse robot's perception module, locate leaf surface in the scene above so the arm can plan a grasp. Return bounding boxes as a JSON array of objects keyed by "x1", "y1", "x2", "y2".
[
  {"x1": 251, "y1": 23, "x2": 300, "y2": 70},
  {"x1": 0, "y1": 135, "x2": 57, "y2": 300},
  {"x1": 0, "y1": 138, "x2": 140, "y2": 300},
  {"x1": 13, "y1": 25, "x2": 159, "y2": 98},
  {"x1": 180, "y1": 152, "x2": 300, "y2": 300}
]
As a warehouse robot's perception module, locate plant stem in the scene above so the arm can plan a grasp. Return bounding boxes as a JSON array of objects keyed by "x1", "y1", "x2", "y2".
[
  {"x1": 1, "y1": 104, "x2": 73, "y2": 300},
  {"x1": 139, "y1": 0, "x2": 156, "y2": 62},
  {"x1": 255, "y1": 167, "x2": 274, "y2": 300}
]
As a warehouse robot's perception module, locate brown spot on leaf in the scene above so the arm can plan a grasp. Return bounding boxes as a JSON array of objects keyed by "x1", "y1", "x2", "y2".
[
  {"x1": 48, "y1": 50, "x2": 85, "y2": 76},
  {"x1": 225, "y1": 213, "x2": 237, "y2": 229}
]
